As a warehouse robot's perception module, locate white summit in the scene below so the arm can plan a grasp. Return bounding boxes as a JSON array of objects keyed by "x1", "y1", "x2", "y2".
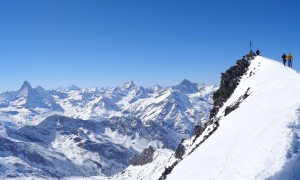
[{"x1": 167, "y1": 56, "x2": 300, "y2": 180}]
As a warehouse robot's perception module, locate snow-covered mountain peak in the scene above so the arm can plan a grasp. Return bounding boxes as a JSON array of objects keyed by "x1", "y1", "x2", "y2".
[
  {"x1": 165, "y1": 56, "x2": 300, "y2": 180},
  {"x1": 18, "y1": 80, "x2": 34, "y2": 97},
  {"x1": 121, "y1": 80, "x2": 136, "y2": 90},
  {"x1": 172, "y1": 79, "x2": 199, "y2": 94},
  {"x1": 0, "y1": 81, "x2": 64, "y2": 125},
  {"x1": 179, "y1": 79, "x2": 193, "y2": 85},
  {"x1": 150, "y1": 84, "x2": 163, "y2": 93}
]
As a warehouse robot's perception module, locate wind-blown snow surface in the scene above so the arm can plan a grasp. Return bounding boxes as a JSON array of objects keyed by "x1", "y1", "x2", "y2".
[{"x1": 167, "y1": 56, "x2": 300, "y2": 180}]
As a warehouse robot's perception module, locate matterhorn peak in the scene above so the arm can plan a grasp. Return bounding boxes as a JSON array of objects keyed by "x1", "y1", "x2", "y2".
[
  {"x1": 20, "y1": 81, "x2": 33, "y2": 91},
  {"x1": 18, "y1": 81, "x2": 34, "y2": 97}
]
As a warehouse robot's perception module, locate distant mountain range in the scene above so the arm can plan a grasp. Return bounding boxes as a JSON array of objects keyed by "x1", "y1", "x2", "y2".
[{"x1": 0, "y1": 80, "x2": 217, "y2": 178}]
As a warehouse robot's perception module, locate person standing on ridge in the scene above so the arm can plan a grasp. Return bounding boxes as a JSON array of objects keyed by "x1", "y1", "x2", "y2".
[
  {"x1": 256, "y1": 49, "x2": 260, "y2": 55},
  {"x1": 281, "y1": 53, "x2": 287, "y2": 66},
  {"x1": 287, "y1": 53, "x2": 293, "y2": 67}
]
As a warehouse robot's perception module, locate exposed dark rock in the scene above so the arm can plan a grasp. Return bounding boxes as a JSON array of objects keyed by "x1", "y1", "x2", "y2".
[
  {"x1": 174, "y1": 139, "x2": 185, "y2": 159},
  {"x1": 158, "y1": 160, "x2": 180, "y2": 180},
  {"x1": 244, "y1": 50, "x2": 256, "y2": 60},
  {"x1": 193, "y1": 125, "x2": 202, "y2": 137},
  {"x1": 159, "y1": 55, "x2": 250, "y2": 180},
  {"x1": 7, "y1": 174, "x2": 19, "y2": 178},
  {"x1": 73, "y1": 137, "x2": 82, "y2": 143},
  {"x1": 161, "y1": 123, "x2": 221, "y2": 180},
  {"x1": 78, "y1": 140, "x2": 135, "y2": 167},
  {"x1": 188, "y1": 121, "x2": 219, "y2": 156},
  {"x1": 210, "y1": 58, "x2": 250, "y2": 120},
  {"x1": 224, "y1": 103, "x2": 240, "y2": 117},
  {"x1": 129, "y1": 146, "x2": 155, "y2": 166},
  {"x1": 224, "y1": 87, "x2": 251, "y2": 116}
]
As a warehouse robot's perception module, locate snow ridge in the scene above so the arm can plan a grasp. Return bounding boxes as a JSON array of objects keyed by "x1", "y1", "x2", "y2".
[{"x1": 166, "y1": 56, "x2": 300, "y2": 180}]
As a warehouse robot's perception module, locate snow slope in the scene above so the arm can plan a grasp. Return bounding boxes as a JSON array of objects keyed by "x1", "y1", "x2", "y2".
[{"x1": 167, "y1": 56, "x2": 300, "y2": 180}]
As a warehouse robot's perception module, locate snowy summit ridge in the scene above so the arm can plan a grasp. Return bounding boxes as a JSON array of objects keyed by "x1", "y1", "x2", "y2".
[{"x1": 165, "y1": 56, "x2": 300, "y2": 180}]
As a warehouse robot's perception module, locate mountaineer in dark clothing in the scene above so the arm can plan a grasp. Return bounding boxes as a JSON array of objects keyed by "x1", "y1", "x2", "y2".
[
  {"x1": 256, "y1": 49, "x2": 260, "y2": 55},
  {"x1": 282, "y1": 53, "x2": 287, "y2": 66}
]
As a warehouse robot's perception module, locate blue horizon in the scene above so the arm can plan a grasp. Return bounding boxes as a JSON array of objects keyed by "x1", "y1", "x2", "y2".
[{"x1": 1, "y1": 0, "x2": 299, "y2": 92}]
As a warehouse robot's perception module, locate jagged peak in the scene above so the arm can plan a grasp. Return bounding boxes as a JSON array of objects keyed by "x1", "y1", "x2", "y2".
[
  {"x1": 172, "y1": 79, "x2": 198, "y2": 94},
  {"x1": 20, "y1": 81, "x2": 33, "y2": 91},
  {"x1": 121, "y1": 80, "x2": 136, "y2": 89},
  {"x1": 34, "y1": 86, "x2": 48, "y2": 94},
  {"x1": 17, "y1": 81, "x2": 35, "y2": 97},
  {"x1": 149, "y1": 84, "x2": 163, "y2": 92},
  {"x1": 179, "y1": 79, "x2": 193, "y2": 86}
]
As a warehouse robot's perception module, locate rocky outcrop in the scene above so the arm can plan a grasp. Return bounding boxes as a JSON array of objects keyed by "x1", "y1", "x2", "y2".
[
  {"x1": 224, "y1": 87, "x2": 251, "y2": 116},
  {"x1": 210, "y1": 58, "x2": 250, "y2": 120},
  {"x1": 159, "y1": 160, "x2": 180, "y2": 180},
  {"x1": 129, "y1": 146, "x2": 155, "y2": 166},
  {"x1": 159, "y1": 55, "x2": 251, "y2": 180},
  {"x1": 174, "y1": 139, "x2": 185, "y2": 159},
  {"x1": 193, "y1": 125, "x2": 203, "y2": 137}
]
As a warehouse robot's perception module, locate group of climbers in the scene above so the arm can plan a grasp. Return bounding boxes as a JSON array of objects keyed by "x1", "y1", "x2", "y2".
[
  {"x1": 243, "y1": 49, "x2": 294, "y2": 68},
  {"x1": 281, "y1": 53, "x2": 293, "y2": 67}
]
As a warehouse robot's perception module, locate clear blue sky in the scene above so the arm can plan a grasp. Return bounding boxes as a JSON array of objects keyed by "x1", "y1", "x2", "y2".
[{"x1": 0, "y1": 0, "x2": 299, "y2": 92}]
